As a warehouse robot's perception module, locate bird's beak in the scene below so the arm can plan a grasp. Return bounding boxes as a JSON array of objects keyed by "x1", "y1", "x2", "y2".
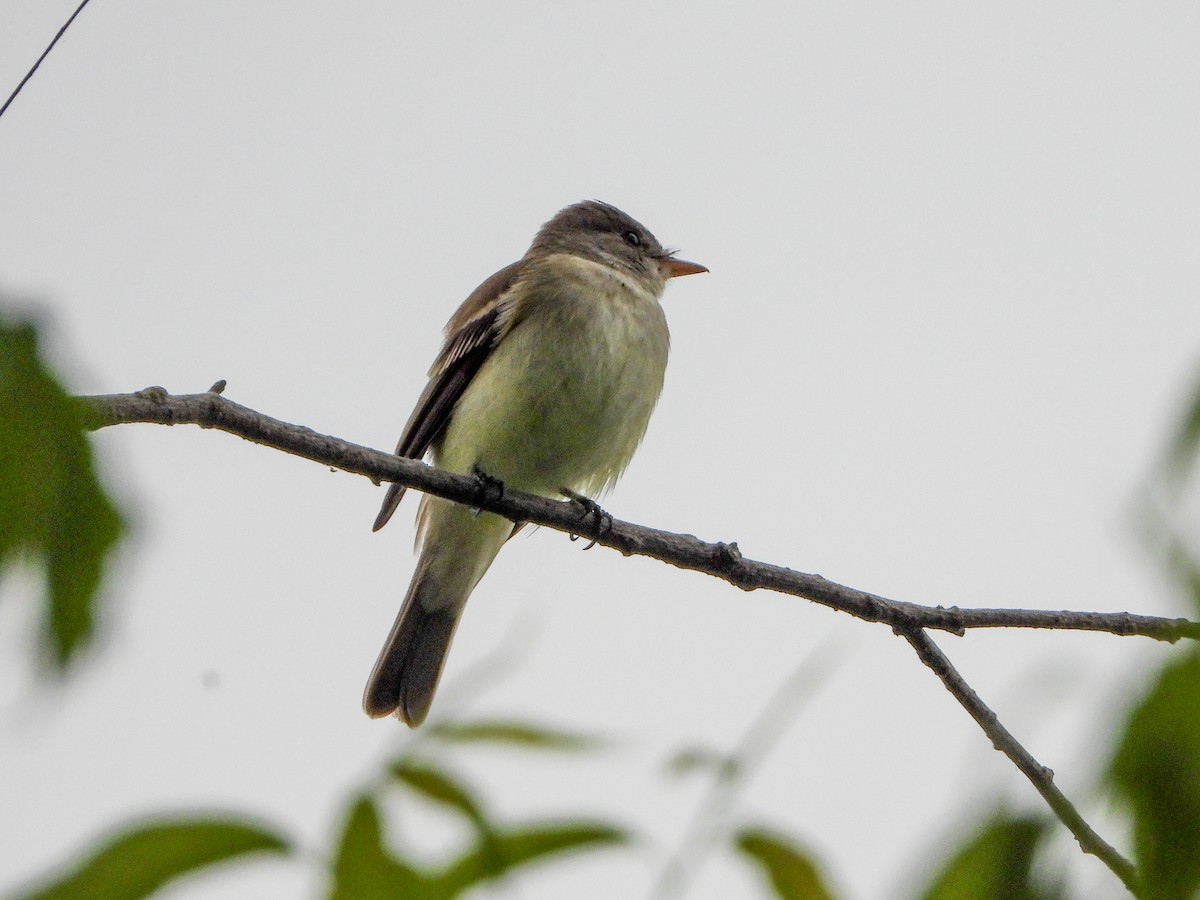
[{"x1": 659, "y1": 257, "x2": 709, "y2": 279}]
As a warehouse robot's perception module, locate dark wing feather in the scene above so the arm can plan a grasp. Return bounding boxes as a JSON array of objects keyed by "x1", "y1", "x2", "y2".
[{"x1": 372, "y1": 261, "x2": 525, "y2": 532}]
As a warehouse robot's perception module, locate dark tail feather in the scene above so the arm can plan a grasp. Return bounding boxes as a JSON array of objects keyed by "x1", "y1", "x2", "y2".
[
  {"x1": 372, "y1": 482, "x2": 407, "y2": 532},
  {"x1": 362, "y1": 572, "x2": 460, "y2": 726}
]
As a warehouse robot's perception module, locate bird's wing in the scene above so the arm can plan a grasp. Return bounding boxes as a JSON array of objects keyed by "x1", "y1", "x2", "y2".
[{"x1": 373, "y1": 261, "x2": 525, "y2": 532}]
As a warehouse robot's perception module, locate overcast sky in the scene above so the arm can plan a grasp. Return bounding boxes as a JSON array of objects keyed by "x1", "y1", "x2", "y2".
[{"x1": 1, "y1": 3, "x2": 1198, "y2": 898}]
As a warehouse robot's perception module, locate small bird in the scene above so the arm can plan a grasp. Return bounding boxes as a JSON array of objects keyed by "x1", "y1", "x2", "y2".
[{"x1": 364, "y1": 200, "x2": 707, "y2": 725}]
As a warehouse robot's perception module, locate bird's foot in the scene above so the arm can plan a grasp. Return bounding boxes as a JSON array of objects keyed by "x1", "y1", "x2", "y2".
[
  {"x1": 470, "y1": 465, "x2": 505, "y2": 516},
  {"x1": 561, "y1": 488, "x2": 612, "y2": 550}
]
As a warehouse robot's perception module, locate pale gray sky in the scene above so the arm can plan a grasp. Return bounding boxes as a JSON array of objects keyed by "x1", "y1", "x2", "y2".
[{"x1": 1, "y1": 2, "x2": 1198, "y2": 898}]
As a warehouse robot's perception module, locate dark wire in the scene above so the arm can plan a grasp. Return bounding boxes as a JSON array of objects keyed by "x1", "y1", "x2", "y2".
[{"x1": 0, "y1": 0, "x2": 95, "y2": 122}]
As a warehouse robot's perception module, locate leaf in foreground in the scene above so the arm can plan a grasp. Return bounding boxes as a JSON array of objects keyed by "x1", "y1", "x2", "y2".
[
  {"x1": 0, "y1": 314, "x2": 124, "y2": 669},
  {"x1": 389, "y1": 758, "x2": 513, "y2": 882},
  {"x1": 15, "y1": 816, "x2": 288, "y2": 900},
  {"x1": 389, "y1": 760, "x2": 489, "y2": 828},
  {"x1": 427, "y1": 719, "x2": 603, "y2": 751},
  {"x1": 734, "y1": 826, "x2": 837, "y2": 900},
  {"x1": 1109, "y1": 647, "x2": 1200, "y2": 900},
  {"x1": 329, "y1": 794, "x2": 425, "y2": 900},
  {"x1": 919, "y1": 812, "x2": 1058, "y2": 900},
  {"x1": 437, "y1": 823, "x2": 627, "y2": 895}
]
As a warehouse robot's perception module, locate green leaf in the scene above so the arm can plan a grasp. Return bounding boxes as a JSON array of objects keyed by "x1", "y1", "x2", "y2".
[
  {"x1": 1109, "y1": 647, "x2": 1200, "y2": 900},
  {"x1": 427, "y1": 719, "x2": 603, "y2": 751},
  {"x1": 0, "y1": 314, "x2": 124, "y2": 669},
  {"x1": 389, "y1": 758, "x2": 516, "y2": 887},
  {"x1": 734, "y1": 826, "x2": 837, "y2": 900},
  {"x1": 919, "y1": 812, "x2": 1057, "y2": 900},
  {"x1": 15, "y1": 816, "x2": 288, "y2": 900},
  {"x1": 437, "y1": 822, "x2": 627, "y2": 895},
  {"x1": 389, "y1": 760, "x2": 489, "y2": 827},
  {"x1": 386, "y1": 761, "x2": 628, "y2": 895},
  {"x1": 329, "y1": 793, "x2": 428, "y2": 900}
]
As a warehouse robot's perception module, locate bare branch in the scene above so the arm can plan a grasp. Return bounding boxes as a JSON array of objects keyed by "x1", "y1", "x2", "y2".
[
  {"x1": 79, "y1": 386, "x2": 1160, "y2": 891},
  {"x1": 79, "y1": 387, "x2": 1200, "y2": 644},
  {"x1": 898, "y1": 626, "x2": 1141, "y2": 895}
]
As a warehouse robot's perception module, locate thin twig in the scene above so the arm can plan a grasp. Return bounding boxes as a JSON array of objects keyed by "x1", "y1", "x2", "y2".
[
  {"x1": 78, "y1": 388, "x2": 1200, "y2": 644},
  {"x1": 897, "y1": 625, "x2": 1141, "y2": 896},
  {"x1": 0, "y1": 0, "x2": 94, "y2": 122},
  {"x1": 651, "y1": 648, "x2": 837, "y2": 900}
]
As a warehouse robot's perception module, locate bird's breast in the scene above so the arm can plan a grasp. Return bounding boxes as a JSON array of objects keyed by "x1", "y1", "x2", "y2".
[{"x1": 437, "y1": 255, "x2": 670, "y2": 497}]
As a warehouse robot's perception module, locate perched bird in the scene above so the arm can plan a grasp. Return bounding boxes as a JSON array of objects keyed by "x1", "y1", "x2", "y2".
[{"x1": 365, "y1": 200, "x2": 707, "y2": 725}]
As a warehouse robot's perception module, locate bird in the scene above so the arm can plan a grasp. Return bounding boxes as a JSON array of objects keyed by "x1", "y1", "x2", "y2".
[{"x1": 364, "y1": 200, "x2": 707, "y2": 725}]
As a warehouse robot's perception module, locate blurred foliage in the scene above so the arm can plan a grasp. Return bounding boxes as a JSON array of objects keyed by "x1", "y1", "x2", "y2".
[
  {"x1": 13, "y1": 818, "x2": 289, "y2": 900},
  {"x1": 326, "y1": 782, "x2": 625, "y2": 900},
  {"x1": 0, "y1": 311, "x2": 124, "y2": 670},
  {"x1": 654, "y1": 655, "x2": 839, "y2": 899},
  {"x1": 1158, "y1": 365, "x2": 1200, "y2": 492},
  {"x1": 425, "y1": 718, "x2": 605, "y2": 751},
  {"x1": 1106, "y1": 362, "x2": 1200, "y2": 900},
  {"x1": 1136, "y1": 363, "x2": 1200, "y2": 612},
  {"x1": 663, "y1": 744, "x2": 737, "y2": 779},
  {"x1": 367, "y1": 722, "x2": 627, "y2": 897},
  {"x1": 390, "y1": 759, "x2": 494, "y2": 832},
  {"x1": 1108, "y1": 648, "x2": 1200, "y2": 900},
  {"x1": 735, "y1": 826, "x2": 837, "y2": 900},
  {"x1": 919, "y1": 812, "x2": 1060, "y2": 900},
  {"x1": 434, "y1": 822, "x2": 625, "y2": 897},
  {"x1": 329, "y1": 794, "x2": 425, "y2": 900},
  {"x1": 13, "y1": 717, "x2": 626, "y2": 900},
  {"x1": 7, "y1": 310, "x2": 1200, "y2": 899}
]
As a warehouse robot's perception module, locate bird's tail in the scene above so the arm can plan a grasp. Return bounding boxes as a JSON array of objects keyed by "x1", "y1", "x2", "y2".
[
  {"x1": 363, "y1": 498, "x2": 512, "y2": 726},
  {"x1": 362, "y1": 561, "x2": 460, "y2": 725}
]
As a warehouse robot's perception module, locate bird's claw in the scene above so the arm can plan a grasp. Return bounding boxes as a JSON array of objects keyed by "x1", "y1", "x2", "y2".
[
  {"x1": 561, "y1": 488, "x2": 612, "y2": 550},
  {"x1": 470, "y1": 465, "x2": 505, "y2": 516}
]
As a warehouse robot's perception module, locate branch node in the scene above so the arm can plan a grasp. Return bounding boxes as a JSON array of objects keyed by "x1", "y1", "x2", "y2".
[
  {"x1": 891, "y1": 621, "x2": 921, "y2": 640},
  {"x1": 934, "y1": 606, "x2": 967, "y2": 637},
  {"x1": 134, "y1": 385, "x2": 169, "y2": 402},
  {"x1": 712, "y1": 541, "x2": 753, "y2": 591}
]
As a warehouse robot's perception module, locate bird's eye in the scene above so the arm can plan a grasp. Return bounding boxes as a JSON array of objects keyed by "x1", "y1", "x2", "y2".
[{"x1": 622, "y1": 230, "x2": 642, "y2": 248}]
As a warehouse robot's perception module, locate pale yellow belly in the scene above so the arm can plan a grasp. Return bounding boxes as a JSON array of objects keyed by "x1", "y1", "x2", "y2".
[{"x1": 436, "y1": 285, "x2": 669, "y2": 499}]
